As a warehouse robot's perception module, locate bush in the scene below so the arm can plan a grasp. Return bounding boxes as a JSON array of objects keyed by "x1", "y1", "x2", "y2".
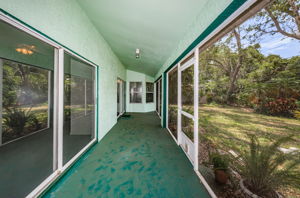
[
  {"x1": 230, "y1": 135, "x2": 300, "y2": 197},
  {"x1": 3, "y1": 107, "x2": 35, "y2": 136},
  {"x1": 252, "y1": 97, "x2": 297, "y2": 117}
]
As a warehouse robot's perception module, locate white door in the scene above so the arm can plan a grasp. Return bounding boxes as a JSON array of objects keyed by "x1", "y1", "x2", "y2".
[{"x1": 178, "y1": 51, "x2": 199, "y2": 170}]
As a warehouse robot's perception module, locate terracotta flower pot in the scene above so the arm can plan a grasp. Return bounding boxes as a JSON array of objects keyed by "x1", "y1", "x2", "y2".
[
  {"x1": 214, "y1": 169, "x2": 229, "y2": 184},
  {"x1": 239, "y1": 179, "x2": 284, "y2": 198}
]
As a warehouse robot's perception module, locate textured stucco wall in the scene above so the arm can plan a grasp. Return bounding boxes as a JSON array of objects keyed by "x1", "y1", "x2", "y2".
[
  {"x1": 0, "y1": 0, "x2": 126, "y2": 140},
  {"x1": 126, "y1": 70, "x2": 155, "y2": 112},
  {"x1": 155, "y1": 0, "x2": 232, "y2": 79}
]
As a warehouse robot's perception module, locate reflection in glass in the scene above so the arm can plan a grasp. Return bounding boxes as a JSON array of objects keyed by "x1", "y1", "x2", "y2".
[
  {"x1": 130, "y1": 82, "x2": 142, "y2": 103},
  {"x1": 2, "y1": 61, "x2": 49, "y2": 143},
  {"x1": 63, "y1": 53, "x2": 95, "y2": 165},
  {"x1": 168, "y1": 67, "x2": 178, "y2": 138},
  {"x1": 0, "y1": 20, "x2": 54, "y2": 198}
]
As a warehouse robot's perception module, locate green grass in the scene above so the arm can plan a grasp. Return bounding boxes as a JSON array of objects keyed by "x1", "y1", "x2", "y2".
[
  {"x1": 199, "y1": 104, "x2": 300, "y2": 149},
  {"x1": 199, "y1": 104, "x2": 300, "y2": 198}
]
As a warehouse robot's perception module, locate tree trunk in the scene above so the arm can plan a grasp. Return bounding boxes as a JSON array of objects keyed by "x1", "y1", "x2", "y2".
[{"x1": 226, "y1": 29, "x2": 244, "y2": 103}]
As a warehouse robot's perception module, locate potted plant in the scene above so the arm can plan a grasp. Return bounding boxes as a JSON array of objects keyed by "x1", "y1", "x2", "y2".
[
  {"x1": 231, "y1": 135, "x2": 300, "y2": 198},
  {"x1": 211, "y1": 152, "x2": 229, "y2": 184}
]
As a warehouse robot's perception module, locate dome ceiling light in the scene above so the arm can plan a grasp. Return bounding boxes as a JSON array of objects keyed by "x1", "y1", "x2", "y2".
[{"x1": 135, "y1": 48, "x2": 140, "y2": 59}]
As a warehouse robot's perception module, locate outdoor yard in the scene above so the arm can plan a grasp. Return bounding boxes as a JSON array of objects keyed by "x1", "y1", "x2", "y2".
[
  {"x1": 199, "y1": 104, "x2": 300, "y2": 150},
  {"x1": 199, "y1": 104, "x2": 300, "y2": 198}
]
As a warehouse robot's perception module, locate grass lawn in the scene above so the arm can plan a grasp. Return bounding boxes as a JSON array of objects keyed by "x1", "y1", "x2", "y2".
[
  {"x1": 199, "y1": 104, "x2": 300, "y2": 198},
  {"x1": 199, "y1": 104, "x2": 300, "y2": 149}
]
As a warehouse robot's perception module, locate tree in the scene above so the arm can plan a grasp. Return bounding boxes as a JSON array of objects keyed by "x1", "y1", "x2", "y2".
[
  {"x1": 246, "y1": 0, "x2": 300, "y2": 41},
  {"x1": 200, "y1": 28, "x2": 248, "y2": 103}
]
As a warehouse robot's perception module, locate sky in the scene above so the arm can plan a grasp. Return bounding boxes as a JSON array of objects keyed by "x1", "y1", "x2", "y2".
[
  {"x1": 220, "y1": 10, "x2": 300, "y2": 59},
  {"x1": 259, "y1": 34, "x2": 300, "y2": 58}
]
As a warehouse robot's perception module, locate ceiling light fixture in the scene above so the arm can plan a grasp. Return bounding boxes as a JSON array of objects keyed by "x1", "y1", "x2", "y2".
[
  {"x1": 135, "y1": 48, "x2": 140, "y2": 59},
  {"x1": 16, "y1": 45, "x2": 35, "y2": 55}
]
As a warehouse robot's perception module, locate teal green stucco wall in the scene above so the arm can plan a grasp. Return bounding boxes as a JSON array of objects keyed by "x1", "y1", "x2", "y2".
[{"x1": 0, "y1": 0, "x2": 127, "y2": 140}]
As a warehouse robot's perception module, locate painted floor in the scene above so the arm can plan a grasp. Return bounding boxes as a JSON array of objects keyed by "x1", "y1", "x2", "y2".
[{"x1": 43, "y1": 112, "x2": 211, "y2": 198}]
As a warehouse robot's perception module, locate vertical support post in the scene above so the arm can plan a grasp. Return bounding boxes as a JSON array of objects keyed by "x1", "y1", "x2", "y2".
[
  {"x1": 194, "y1": 48, "x2": 199, "y2": 171},
  {"x1": 0, "y1": 58, "x2": 3, "y2": 146},
  {"x1": 53, "y1": 48, "x2": 64, "y2": 171},
  {"x1": 177, "y1": 63, "x2": 182, "y2": 146}
]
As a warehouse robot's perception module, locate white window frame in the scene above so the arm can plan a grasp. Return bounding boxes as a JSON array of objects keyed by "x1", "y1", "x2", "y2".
[
  {"x1": 146, "y1": 82, "x2": 154, "y2": 103},
  {"x1": 0, "y1": 11, "x2": 98, "y2": 198}
]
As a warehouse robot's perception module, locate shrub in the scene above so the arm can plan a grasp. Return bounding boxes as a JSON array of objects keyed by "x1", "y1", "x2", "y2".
[
  {"x1": 252, "y1": 97, "x2": 297, "y2": 117},
  {"x1": 230, "y1": 135, "x2": 300, "y2": 197},
  {"x1": 3, "y1": 107, "x2": 35, "y2": 136}
]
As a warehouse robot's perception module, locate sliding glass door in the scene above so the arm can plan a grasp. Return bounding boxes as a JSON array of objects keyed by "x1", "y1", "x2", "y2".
[
  {"x1": 63, "y1": 52, "x2": 96, "y2": 165},
  {"x1": 0, "y1": 17, "x2": 97, "y2": 197},
  {"x1": 0, "y1": 19, "x2": 55, "y2": 198}
]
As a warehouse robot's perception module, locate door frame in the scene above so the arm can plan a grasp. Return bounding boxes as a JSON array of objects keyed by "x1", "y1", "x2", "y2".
[
  {"x1": 117, "y1": 78, "x2": 125, "y2": 118},
  {"x1": 166, "y1": 65, "x2": 179, "y2": 144},
  {"x1": 177, "y1": 49, "x2": 199, "y2": 171}
]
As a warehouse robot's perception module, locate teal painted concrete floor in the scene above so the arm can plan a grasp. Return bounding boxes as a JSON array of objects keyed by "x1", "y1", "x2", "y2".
[{"x1": 43, "y1": 112, "x2": 210, "y2": 198}]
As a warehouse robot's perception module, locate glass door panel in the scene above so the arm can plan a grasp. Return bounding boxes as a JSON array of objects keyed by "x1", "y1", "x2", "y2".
[
  {"x1": 0, "y1": 20, "x2": 55, "y2": 198},
  {"x1": 63, "y1": 52, "x2": 95, "y2": 165}
]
